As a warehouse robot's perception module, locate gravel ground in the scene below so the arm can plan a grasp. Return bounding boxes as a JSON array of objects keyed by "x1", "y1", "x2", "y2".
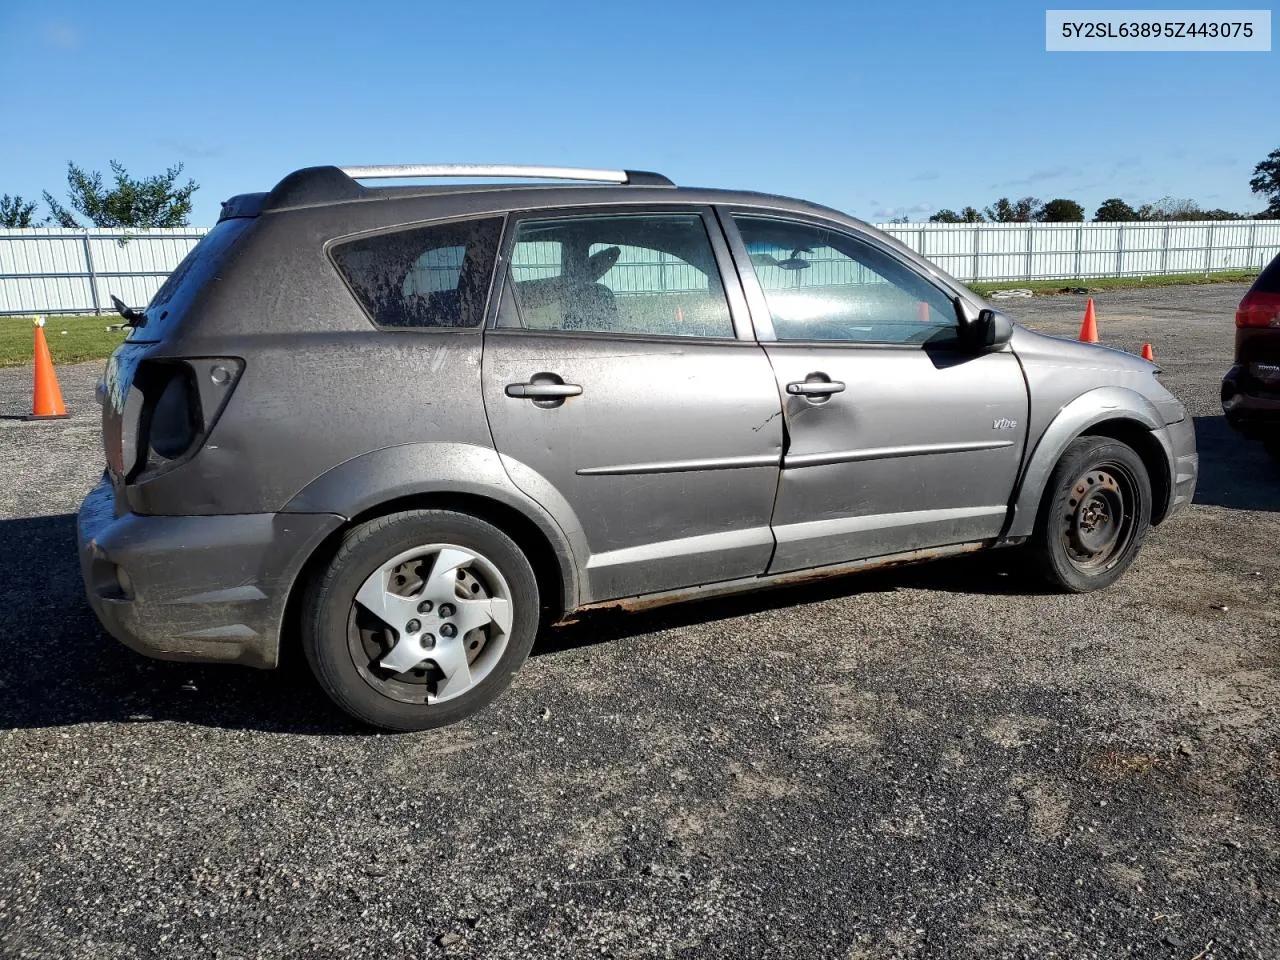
[{"x1": 0, "y1": 284, "x2": 1277, "y2": 959}]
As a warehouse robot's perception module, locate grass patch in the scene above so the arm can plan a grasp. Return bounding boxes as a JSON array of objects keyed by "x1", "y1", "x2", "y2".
[
  {"x1": 969, "y1": 270, "x2": 1259, "y2": 298},
  {"x1": 0, "y1": 315, "x2": 127, "y2": 367}
]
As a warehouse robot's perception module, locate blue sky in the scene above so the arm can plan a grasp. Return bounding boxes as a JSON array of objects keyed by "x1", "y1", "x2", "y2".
[{"x1": 1, "y1": 0, "x2": 1275, "y2": 225}]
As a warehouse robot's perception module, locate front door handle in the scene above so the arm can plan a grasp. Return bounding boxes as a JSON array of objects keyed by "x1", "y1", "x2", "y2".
[
  {"x1": 786, "y1": 379, "x2": 845, "y2": 397},
  {"x1": 505, "y1": 381, "x2": 583, "y2": 399}
]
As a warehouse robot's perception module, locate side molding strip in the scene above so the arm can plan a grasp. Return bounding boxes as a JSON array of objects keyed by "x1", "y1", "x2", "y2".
[
  {"x1": 784, "y1": 440, "x2": 1014, "y2": 469},
  {"x1": 577, "y1": 453, "x2": 779, "y2": 476}
]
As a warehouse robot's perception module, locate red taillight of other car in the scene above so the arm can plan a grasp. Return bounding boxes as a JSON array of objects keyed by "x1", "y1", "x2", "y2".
[{"x1": 1236, "y1": 291, "x2": 1280, "y2": 328}]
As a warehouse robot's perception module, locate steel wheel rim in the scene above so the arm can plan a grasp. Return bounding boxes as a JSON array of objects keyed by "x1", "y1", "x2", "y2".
[
  {"x1": 346, "y1": 543, "x2": 513, "y2": 705},
  {"x1": 1060, "y1": 462, "x2": 1137, "y2": 572}
]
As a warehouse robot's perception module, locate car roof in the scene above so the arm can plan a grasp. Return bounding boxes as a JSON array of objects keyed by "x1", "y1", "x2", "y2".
[{"x1": 219, "y1": 165, "x2": 871, "y2": 234}]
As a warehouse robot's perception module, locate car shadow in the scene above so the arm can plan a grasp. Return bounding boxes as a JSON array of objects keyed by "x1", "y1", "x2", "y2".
[
  {"x1": 0, "y1": 513, "x2": 366, "y2": 736},
  {"x1": 1192, "y1": 415, "x2": 1280, "y2": 512},
  {"x1": 535, "y1": 550, "x2": 1037, "y2": 658}
]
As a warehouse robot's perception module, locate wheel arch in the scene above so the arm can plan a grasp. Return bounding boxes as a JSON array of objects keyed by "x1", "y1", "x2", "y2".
[
  {"x1": 1006, "y1": 387, "x2": 1175, "y2": 539},
  {"x1": 275, "y1": 443, "x2": 581, "y2": 669}
]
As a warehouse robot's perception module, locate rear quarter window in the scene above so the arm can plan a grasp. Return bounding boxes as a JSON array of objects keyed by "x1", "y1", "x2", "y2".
[{"x1": 330, "y1": 217, "x2": 503, "y2": 329}]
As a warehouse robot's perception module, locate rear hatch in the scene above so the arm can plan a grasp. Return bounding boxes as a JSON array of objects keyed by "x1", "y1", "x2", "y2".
[
  {"x1": 1235, "y1": 252, "x2": 1280, "y2": 391},
  {"x1": 102, "y1": 216, "x2": 254, "y2": 486}
]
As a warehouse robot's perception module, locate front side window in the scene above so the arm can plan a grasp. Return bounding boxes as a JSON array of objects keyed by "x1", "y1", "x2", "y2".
[
  {"x1": 500, "y1": 214, "x2": 734, "y2": 338},
  {"x1": 331, "y1": 217, "x2": 502, "y2": 328},
  {"x1": 733, "y1": 216, "x2": 956, "y2": 344}
]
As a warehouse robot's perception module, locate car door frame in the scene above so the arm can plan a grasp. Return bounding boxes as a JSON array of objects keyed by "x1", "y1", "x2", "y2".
[
  {"x1": 478, "y1": 201, "x2": 786, "y2": 603},
  {"x1": 713, "y1": 205, "x2": 1031, "y2": 569}
]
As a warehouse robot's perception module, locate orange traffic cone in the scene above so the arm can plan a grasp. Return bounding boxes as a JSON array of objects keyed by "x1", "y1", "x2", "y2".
[
  {"x1": 1078, "y1": 298, "x2": 1099, "y2": 343},
  {"x1": 1141, "y1": 343, "x2": 1154, "y2": 361},
  {"x1": 26, "y1": 317, "x2": 68, "y2": 420}
]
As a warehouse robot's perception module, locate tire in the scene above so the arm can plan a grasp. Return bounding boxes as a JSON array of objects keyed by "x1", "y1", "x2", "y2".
[
  {"x1": 302, "y1": 509, "x2": 540, "y2": 731},
  {"x1": 1031, "y1": 436, "x2": 1152, "y2": 593}
]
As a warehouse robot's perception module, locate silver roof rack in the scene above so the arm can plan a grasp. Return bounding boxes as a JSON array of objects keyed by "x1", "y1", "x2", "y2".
[{"x1": 339, "y1": 164, "x2": 673, "y2": 186}]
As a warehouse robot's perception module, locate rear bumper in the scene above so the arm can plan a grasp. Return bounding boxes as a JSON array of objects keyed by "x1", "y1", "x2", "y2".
[
  {"x1": 1222, "y1": 364, "x2": 1280, "y2": 437},
  {"x1": 77, "y1": 476, "x2": 343, "y2": 668}
]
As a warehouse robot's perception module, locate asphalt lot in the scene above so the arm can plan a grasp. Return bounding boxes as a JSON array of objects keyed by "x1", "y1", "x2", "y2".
[{"x1": 0, "y1": 284, "x2": 1277, "y2": 959}]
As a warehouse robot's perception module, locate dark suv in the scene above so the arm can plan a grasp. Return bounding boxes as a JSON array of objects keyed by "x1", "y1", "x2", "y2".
[
  {"x1": 1222, "y1": 252, "x2": 1280, "y2": 460},
  {"x1": 78, "y1": 164, "x2": 1196, "y2": 730}
]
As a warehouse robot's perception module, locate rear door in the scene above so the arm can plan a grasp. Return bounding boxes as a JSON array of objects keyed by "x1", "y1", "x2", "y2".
[
  {"x1": 722, "y1": 211, "x2": 1029, "y2": 572},
  {"x1": 481, "y1": 207, "x2": 784, "y2": 601}
]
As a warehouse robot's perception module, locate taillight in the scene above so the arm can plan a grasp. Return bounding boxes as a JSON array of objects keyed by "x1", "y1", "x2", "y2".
[
  {"x1": 124, "y1": 358, "x2": 243, "y2": 482},
  {"x1": 1236, "y1": 291, "x2": 1280, "y2": 328},
  {"x1": 146, "y1": 366, "x2": 202, "y2": 460}
]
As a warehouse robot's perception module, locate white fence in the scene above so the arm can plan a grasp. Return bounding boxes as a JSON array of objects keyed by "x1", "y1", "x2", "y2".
[
  {"x1": 0, "y1": 227, "x2": 209, "y2": 316},
  {"x1": 3, "y1": 220, "x2": 1279, "y2": 316},
  {"x1": 878, "y1": 219, "x2": 1280, "y2": 284}
]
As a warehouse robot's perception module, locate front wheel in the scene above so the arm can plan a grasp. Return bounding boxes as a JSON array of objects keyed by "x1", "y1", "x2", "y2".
[
  {"x1": 302, "y1": 510, "x2": 540, "y2": 731},
  {"x1": 1031, "y1": 436, "x2": 1152, "y2": 593}
]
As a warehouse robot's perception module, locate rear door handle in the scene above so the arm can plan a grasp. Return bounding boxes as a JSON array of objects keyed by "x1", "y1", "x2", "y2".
[
  {"x1": 786, "y1": 380, "x2": 845, "y2": 397},
  {"x1": 505, "y1": 382, "x2": 583, "y2": 399}
]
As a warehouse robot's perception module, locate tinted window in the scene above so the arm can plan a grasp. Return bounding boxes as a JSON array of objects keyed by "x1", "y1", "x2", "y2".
[
  {"x1": 331, "y1": 217, "x2": 502, "y2": 328},
  {"x1": 499, "y1": 214, "x2": 734, "y2": 338},
  {"x1": 733, "y1": 216, "x2": 956, "y2": 344},
  {"x1": 1254, "y1": 251, "x2": 1280, "y2": 293}
]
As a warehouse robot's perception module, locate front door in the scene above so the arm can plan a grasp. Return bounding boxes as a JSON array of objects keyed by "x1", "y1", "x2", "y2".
[
  {"x1": 724, "y1": 213, "x2": 1029, "y2": 573},
  {"x1": 482, "y1": 208, "x2": 784, "y2": 601}
]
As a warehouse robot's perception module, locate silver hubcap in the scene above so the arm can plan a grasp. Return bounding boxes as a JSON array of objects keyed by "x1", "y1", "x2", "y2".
[{"x1": 348, "y1": 544, "x2": 513, "y2": 704}]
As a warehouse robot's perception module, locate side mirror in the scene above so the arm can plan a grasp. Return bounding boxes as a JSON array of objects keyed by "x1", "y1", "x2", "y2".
[{"x1": 954, "y1": 298, "x2": 1013, "y2": 351}]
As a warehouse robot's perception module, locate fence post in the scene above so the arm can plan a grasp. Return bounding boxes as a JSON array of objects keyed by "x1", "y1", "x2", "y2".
[
  {"x1": 1204, "y1": 222, "x2": 1215, "y2": 277},
  {"x1": 971, "y1": 225, "x2": 981, "y2": 283},
  {"x1": 1248, "y1": 219, "x2": 1258, "y2": 270},
  {"x1": 1074, "y1": 221, "x2": 1083, "y2": 279},
  {"x1": 1160, "y1": 223, "x2": 1170, "y2": 275},
  {"x1": 1024, "y1": 223, "x2": 1034, "y2": 282},
  {"x1": 1114, "y1": 224, "x2": 1125, "y2": 277},
  {"x1": 82, "y1": 230, "x2": 102, "y2": 315}
]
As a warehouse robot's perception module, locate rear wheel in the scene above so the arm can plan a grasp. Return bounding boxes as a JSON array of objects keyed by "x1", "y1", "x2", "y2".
[
  {"x1": 1032, "y1": 436, "x2": 1151, "y2": 593},
  {"x1": 302, "y1": 510, "x2": 539, "y2": 731}
]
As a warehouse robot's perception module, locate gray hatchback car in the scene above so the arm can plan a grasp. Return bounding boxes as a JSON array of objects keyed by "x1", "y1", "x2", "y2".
[{"x1": 78, "y1": 163, "x2": 1199, "y2": 730}]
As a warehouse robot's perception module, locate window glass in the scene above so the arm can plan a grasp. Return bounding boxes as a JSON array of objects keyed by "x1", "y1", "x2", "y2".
[
  {"x1": 501, "y1": 214, "x2": 734, "y2": 338},
  {"x1": 331, "y1": 217, "x2": 502, "y2": 328},
  {"x1": 733, "y1": 216, "x2": 956, "y2": 344}
]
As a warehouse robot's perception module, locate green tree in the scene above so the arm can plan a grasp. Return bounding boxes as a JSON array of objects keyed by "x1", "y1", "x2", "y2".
[
  {"x1": 1036, "y1": 198, "x2": 1085, "y2": 222},
  {"x1": 929, "y1": 207, "x2": 983, "y2": 223},
  {"x1": 43, "y1": 160, "x2": 198, "y2": 228},
  {"x1": 1093, "y1": 198, "x2": 1137, "y2": 221},
  {"x1": 1249, "y1": 147, "x2": 1280, "y2": 216},
  {"x1": 1135, "y1": 197, "x2": 1204, "y2": 221},
  {"x1": 984, "y1": 196, "x2": 1041, "y2": 222},
  {"x1": 0, "y1": 194, "x2": 38, "y2": 227}
]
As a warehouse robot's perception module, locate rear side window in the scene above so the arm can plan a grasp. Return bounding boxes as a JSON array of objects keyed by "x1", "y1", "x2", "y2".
[{"x1": 331, "y1": 217, "x2": 502, "y2": 328}]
